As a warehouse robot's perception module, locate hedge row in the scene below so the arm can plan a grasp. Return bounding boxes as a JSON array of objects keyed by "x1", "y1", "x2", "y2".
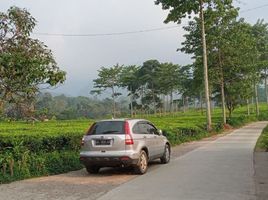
[
  {"x1": 0, "y1": 131, "x2": 84, "y2": 183},
  {"x1": 0, "y1": 133, "x2": 83, "y2": 153},
  {"x1": 0, "y1": 151, "x2": 82, "y2": 184}
]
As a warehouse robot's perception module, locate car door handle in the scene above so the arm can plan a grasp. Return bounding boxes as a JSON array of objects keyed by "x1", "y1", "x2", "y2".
[
  {"x1": 143, "y1": 136, "x2": 147, "y2": 139},
  {"x1": 154, "y1": 136, "x2": 157, "y2": 138}
]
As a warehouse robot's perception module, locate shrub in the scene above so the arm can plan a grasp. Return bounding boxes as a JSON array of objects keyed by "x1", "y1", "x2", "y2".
[
  {"x1": 227, "y1": 115, "x2": 257, "y2": 127},
  {"x1": 0, "y1": 150, "x2": 82, "y2": 184},
  {"x1": 256, "y1": 125, "x2": 268, "y2": 151}
]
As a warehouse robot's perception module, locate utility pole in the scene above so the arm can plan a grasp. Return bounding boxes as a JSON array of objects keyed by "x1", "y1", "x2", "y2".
[{"x1": 199, "y1": 0, "x2": 212, "y2": 131}]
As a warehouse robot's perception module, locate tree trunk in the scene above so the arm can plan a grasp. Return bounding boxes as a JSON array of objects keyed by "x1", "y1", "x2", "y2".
[
  {"x1": 152, "y1": 83, "x2": 156, "y2": 115},
  {"x1": 0, "y1": 100, "x2": 4, "y2": 115},
  {"x1": 209, "y1": 89, "x2": 213, "y2": 113},
  {"x1": 200, "y1": 92, "x2": 203, "y2": 115},
  {"x1": 246, "y1": 99, "x2": 250, "y2": 116},
  {"x1": 182, "y1": 96, "x2": 186, "y2": 113},
  {"x1": 251, "y1": 96, "x2": 254, "y2": 113},
  {"x1": 265, "y1": 68, "x2": 268, "y2": 105},
  {"x1": 199, "y1": 0, "x2": 212, "y2": 131},
  {"x1": 219, "y1": 51, "x2": 226, "y2": 124},
  {"x1": 220, "y1": 79, "x2": 226, "y2": 124},
  {"x1": 185, "y1": 96, "x2": 189, "y2": 111},
  {"x1": 170, "y1": 92, "x2": 173, "y2": 113},
  {"x1": 163, "y1": 95, "x2": 166, "y2": 115},
  {"x1": 254, "y1": 82, "x2": 259, "y2": 116},
  {"x1": 130, "y1": 93, "x2": 133, "y2": 118},
  {"x1": 111, "y1": 86, "x2": 116, "y2": 118}
]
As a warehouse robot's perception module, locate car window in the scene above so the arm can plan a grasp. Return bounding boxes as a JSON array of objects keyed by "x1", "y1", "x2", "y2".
[
  {"x1": 132, "y1": 122, "x2": 149, "y2": 134},
  {"x1": 139, "y1": 123, "x2": 150, "y2": 134},
  {"x1": 146, "y1": 123, "x2": 158, "y2": 135},
  {"x1": 132, "y1": 123, "x2": 140, "y2": 134},
  {"x1": 88, "y1": 121, "x2": 125, "y2": 135}
]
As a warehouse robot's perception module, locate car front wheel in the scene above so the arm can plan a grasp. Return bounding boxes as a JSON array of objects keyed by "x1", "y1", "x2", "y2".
[{"x1": 160, "y1": 144, "x2": 170, "y2": 164}]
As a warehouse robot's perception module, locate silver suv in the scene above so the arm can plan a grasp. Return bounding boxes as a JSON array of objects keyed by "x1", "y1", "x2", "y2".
[{"x1": 80, "y1": 119, "x2": 171, "y2": 174}]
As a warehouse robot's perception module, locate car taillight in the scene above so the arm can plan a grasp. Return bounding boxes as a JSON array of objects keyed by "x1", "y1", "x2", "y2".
[{"x1": 124, "y1": 121, "x2": 134, "y2": 145}]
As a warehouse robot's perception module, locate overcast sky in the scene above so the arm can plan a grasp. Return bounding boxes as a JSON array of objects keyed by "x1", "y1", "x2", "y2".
[{"x1": 1, "y1": 0, "x2": 268, "y2": 96}]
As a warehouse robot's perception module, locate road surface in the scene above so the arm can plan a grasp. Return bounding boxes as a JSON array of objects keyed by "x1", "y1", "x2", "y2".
[{"x1": 97, "y1": 121, "x2": 268, "y2": 200}]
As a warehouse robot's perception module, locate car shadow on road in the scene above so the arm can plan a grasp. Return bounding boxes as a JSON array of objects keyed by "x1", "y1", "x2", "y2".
[{"x1": 66, "y1": 160, "x2": 163, "y2": 178}]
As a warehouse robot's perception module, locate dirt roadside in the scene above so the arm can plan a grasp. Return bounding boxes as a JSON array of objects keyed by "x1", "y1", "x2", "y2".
[{"x1": 0, "y1": 130, "x2": 235, "y2": 200}]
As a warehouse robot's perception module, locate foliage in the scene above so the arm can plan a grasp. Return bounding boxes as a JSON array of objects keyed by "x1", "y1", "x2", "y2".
[
  {"x1": 256, "y1": 125, "x2": 268, "y2": 152},
  {"x1": 0, "y1": 120, "x2": 89, "y2": 183},
  {"x1": 0, "y1": 7, "x2": 66, "y2": 117},
  {"x1": 92, "y1": 64, "x2": 124, "y2": 117},
  {"x1": 27, "y1": 93, "x2": 129, "y2": 120}
]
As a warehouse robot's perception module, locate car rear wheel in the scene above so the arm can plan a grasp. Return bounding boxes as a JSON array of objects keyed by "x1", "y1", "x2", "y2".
[
  {"x1": 86, "y1": 166, "x2": 100, "y2": 174},
  {"x1": 160, "y1": 144, "x2": 170, "y2": 164},
  {"x1": 134, "y1": 150, "x2": 148, "y2": 174}
]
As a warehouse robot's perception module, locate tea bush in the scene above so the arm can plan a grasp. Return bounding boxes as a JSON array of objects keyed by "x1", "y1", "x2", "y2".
[
  {"x1": 0, "y1": 120, "x2": 89, "y2": 183},
  {"x1": 1, "y1": 105, "x2": 268, "y2": 183}
]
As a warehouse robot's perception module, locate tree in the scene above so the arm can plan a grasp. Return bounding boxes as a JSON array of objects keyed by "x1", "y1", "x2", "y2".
[
  {"x1": 0, "y1": 7, "x2": 66, "y2": 116},
  {"x1": 138, "y1": 60, "x2": 161, "y2": 114},
  {"x1": 252, "y1": 20, "x2": 268, "y2": 109},
  {"x1": 180, "y1": 6, "x2": 259, "y2": 120},
  {"x1": 156, "y1": 63, "x2": 181, "y2": 112},
  {"x1": 91, "y1": 64, "x2": 123, "y2": 118},
  {"x1": 120, "y1": 65, "x2": 140, "y2": 117},
  {"x1": 155, "y1": 0, "x2": 236, "y2": 130}
]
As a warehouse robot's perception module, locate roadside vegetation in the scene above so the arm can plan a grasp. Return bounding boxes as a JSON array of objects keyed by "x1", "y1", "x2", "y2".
[
  {"x1": 1, "y1": 104, "x2": 268, "y2": 183},
  {"x1": 256, "y1": 124, "x2": 268, "y2": 152}
]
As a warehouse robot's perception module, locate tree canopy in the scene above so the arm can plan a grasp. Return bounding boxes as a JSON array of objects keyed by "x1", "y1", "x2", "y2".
[{"x1": 0, "y1": 7, "x2": 66, "y2": 115}]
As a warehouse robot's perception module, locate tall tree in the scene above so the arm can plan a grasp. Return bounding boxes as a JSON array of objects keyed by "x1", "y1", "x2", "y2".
[
  {"x1": 120, "y1": 65, "x2": 140, "y2": 117},
  {"x1": 138, "y1": 60, "x2": 161, "y2": 114},
  {"x1": 156, "y1": 63, "x2": 181, "y2": 112},
  {"x1": 91, "y1": 64, "x2": 123, "y2": 118},
  {"x1": 155, "y1": 0, "x2": 236, "y2": 130},
  {"x1": 0, "y1": 7, "x2": 66, "y2": 115},
  {"x1": 252, "y1": 19, "x2": 268, "y2": 108}
]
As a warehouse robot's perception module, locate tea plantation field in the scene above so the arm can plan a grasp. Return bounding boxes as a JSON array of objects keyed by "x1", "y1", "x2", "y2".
[{"x1": 0, "y1": 105, "x2": 267, "y2": 183}]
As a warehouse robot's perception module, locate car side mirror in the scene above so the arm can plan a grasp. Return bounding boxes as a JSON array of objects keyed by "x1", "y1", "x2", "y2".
[{"x1": 158, "y1": 129, "x2": 163, "y2": 136}]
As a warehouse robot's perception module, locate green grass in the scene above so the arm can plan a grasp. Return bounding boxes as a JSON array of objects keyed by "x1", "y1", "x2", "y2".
[
  {"x1": 0, "y1": 104, "x2": 267, "y2": 183},
  {"x1": 256, "y1": 125, "x2": 268, "y2": 152}
]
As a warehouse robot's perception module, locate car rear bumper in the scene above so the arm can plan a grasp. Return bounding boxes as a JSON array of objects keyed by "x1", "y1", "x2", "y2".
[
  {"x1": 79, "y1": 156, "x2": 139, "y2": 167},
  {"x1": 79, "y1": 150, "x2": 139, "y2": 167}
]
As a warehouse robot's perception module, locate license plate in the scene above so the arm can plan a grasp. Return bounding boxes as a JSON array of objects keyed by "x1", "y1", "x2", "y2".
[{"x1": 95, "y1": 139, "x2": 111, "y2": 145}]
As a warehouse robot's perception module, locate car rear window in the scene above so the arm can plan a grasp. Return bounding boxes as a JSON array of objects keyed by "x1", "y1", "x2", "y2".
[{"x1": 88, "y1": 121, "x2": 125, "y2": 135}]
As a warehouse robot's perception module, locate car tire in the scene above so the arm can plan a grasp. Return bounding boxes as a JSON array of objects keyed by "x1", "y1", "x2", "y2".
[
  {"x1": 134, "y1": 150, "x2": 148, "y2": 175},
  {"x1": 160, "y1": 144, "x2": 170, "y2": 164},
  {"x1": 86, "y1": 166, "x2": 100, "y2": 174}
]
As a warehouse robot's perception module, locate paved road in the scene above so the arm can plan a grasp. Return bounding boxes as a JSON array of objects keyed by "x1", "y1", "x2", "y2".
[{"x1": 97, "y1": 121, "x2": 268, "y2": 200}]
